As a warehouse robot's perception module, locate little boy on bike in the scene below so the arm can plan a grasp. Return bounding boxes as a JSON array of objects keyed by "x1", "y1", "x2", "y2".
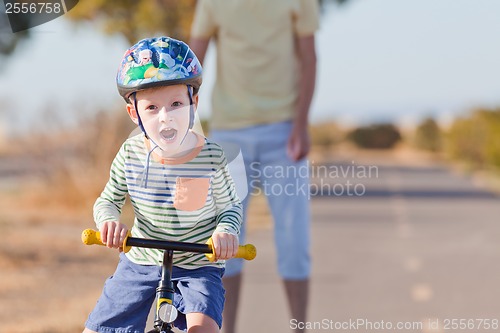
[{"x1": 83, "y1": 36, "x2": 242, "y2": 333}]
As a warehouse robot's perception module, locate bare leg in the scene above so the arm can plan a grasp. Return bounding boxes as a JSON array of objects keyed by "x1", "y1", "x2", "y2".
[
  {"x1": 222, "y1": 273, "x2": 243, "y2": 333},
  {"x1": 284, "y1": 279, "x2": 309, "y2": 333},
  {"x1": 186, "y1": 312, "x2": 220, "y2": 333},
  {"x1": 82, "y1": 328, "x2": 97, "y2": 333}
]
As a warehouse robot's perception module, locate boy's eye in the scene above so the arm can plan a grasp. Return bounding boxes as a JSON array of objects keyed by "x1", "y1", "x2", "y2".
[
  {"x1": 171, "y1": 101, "x2": 183, "y2": 108},
  {"x1": 146, "y1": 105, "x2": 157, "y2": 111}
]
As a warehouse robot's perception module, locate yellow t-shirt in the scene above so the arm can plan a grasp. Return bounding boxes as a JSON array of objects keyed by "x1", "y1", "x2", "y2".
[{"x1": 191, "y1": 0, "x2": 320, "y2": 130}]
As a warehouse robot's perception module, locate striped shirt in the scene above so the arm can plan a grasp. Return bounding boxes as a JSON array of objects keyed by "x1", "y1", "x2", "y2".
[{"x1": 93, "y1": 133, "x2": 242, "y2": 269}]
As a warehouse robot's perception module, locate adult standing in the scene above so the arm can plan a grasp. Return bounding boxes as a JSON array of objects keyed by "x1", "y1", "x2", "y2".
[{"x1": 190, "y1": 1, "x2": 319, "y2": 332}]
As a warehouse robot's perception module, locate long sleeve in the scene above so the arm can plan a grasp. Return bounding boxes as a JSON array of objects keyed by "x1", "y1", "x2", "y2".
[
  {"x1": 212, "y1": 151, "x2": 242, "y2": 236},
  {"x1": 93, "y1": 143, "x2": 128, "y2": 229}
]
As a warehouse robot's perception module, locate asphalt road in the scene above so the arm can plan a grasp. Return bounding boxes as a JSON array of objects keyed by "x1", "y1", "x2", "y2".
[{"x1": 235, "y1": 159, "x2": 500, "y2": 333}]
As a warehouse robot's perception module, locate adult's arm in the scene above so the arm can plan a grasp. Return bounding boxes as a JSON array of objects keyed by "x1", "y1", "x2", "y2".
[
  {"x1": 287, "y1": 34, "x2": 317, "y2": 161},
  {"x1": 189, "y1": 37, "x2": 210, "y2": 65}
]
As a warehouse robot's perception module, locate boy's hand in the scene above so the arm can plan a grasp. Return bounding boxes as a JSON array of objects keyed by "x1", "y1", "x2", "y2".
[
  {"x1": 212, "y1": 232, "x2": 239, "y2": 260},
  {"x1": 100, "y1": 221, "x2": 128, "y2": 250}
]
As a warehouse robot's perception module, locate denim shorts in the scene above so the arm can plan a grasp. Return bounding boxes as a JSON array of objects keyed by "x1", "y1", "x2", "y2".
[
  {"x1": 211, "y1": 121, "x2": 311, "y2": 279},
  {"x1": 85, "y1": 253, "x2": 225, "y2": 333}
]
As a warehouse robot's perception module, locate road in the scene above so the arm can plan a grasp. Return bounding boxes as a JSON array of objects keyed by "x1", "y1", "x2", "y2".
[
  {"x1": 3, "y1": 151, "x2": 500, "y2": 332},
  {"x1": 235, "y1": 158, "x2": 500, "y2": 333}
]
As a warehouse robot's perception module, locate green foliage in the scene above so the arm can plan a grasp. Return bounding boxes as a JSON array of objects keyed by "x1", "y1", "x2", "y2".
[
  {"x1": 446, "y1": 108, "x2": 500, "y2": 169},
  {"x1": 1, "y1": 0, "x2": 351, "y2": 59},
  {"x1": 67, "y1": 0, "x2": 197, "y2": 43},
  {"x1": 310, "y1": 122, "x2": 343, "y2": 148},
  {"x1": 347, "y1": 123, "x2": 402, "y2": 149},
  {"x1": 67, "y1": 0, "x2": 350, "y2": 44},
  {"x1": 414, "y1": 117, "x2": 442, "y2": 152}
]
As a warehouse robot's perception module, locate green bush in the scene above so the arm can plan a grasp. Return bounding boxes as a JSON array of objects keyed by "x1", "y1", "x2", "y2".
[
  {"x1": 446, "y1": 108, "x2": 500, "y2": 169},
  {"x1": 414, "y1": 117, "x2": 442, "y2": 152},
  {"x1": 310, "y1": 122, "x2": 343, "y2": 148},
  {"x1": 347, "y1": 123, "x2": 402, "y2": 149}
]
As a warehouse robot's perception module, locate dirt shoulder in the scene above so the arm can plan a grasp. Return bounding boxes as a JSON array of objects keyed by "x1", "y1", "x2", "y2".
[{"x1": 0, "y1": 145, "x2": 494, "y2": 332}]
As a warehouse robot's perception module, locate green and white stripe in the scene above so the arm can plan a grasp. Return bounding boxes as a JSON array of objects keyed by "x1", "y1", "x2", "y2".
[{"x1": 94, "y1": 134, "x2": 242, "y2": 268}]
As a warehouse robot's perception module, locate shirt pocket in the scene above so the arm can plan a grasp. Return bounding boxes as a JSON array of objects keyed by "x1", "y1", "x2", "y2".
[{"x1": 173, "y1": 177, "x2": 210, "y2": 212}]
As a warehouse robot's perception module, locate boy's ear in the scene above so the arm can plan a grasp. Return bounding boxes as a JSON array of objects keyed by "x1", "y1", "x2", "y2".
[
  {"x1": 126, "y1": 104, "x2": 140, "y2": 125},
  {"x1": 193, "y1": 94, "x2": 199, "y2": 110}
]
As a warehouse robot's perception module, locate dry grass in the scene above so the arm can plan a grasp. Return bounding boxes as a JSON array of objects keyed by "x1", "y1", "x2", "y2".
[
  {"x1": 0, "y1": 109, "x2": 277, "y2": 332},
  {"x1": 0, "y1": 109, "x2": 135, "y2": 332},
  {"x1": 0, "y1": 118, "x2": 456, "y2": 332}
]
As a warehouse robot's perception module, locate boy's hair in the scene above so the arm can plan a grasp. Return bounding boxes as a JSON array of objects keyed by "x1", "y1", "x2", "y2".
[
  {"x1": 116, "y1": 36, "x2": 202, "y2": 101},
  {"x1": 126, "y1": 85, "x2": 198, "y2": 105}
]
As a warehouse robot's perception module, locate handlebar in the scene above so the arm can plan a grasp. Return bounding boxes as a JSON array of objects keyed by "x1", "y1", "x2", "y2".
[{"x1": 81, "y1": 229, "x2": 256, "y2": 262}]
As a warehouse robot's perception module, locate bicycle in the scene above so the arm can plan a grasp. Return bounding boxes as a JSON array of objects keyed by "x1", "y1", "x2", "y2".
[{"x1": 81, "y1": 228, "x2": 256, "y2": 333}]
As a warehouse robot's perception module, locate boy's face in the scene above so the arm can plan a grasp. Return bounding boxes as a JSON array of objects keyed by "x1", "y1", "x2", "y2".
[{"x1": 127, "y1": 85, "x2": 198, "y2": 154}]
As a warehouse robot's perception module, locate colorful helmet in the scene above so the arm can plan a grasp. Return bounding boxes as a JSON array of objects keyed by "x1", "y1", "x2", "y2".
[{"x1": 116, "y1": 36, "x2": 203, "y2": 100}]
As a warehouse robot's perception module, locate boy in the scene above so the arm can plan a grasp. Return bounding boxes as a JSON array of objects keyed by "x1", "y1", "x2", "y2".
[{"x1": 83, "y1": 36, "x2": 242, "y2": 333}]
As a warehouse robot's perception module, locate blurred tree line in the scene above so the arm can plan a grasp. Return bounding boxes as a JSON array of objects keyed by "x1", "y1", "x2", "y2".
[
  {"x1": 0, "y1": 0, "x2": 350, "y2": 63},
  {"x1": 446, "y1": 108, "x2": 500, "y2": 170},
  {"x1": 309, "y1": 107, "x2": 500, "y2": 172},
  {"x1": 347, "y1": 123, "x2": 401, "y2": 149},
  {"x1": 411, "y1": 109, "x2": 500, "y2": 171}
]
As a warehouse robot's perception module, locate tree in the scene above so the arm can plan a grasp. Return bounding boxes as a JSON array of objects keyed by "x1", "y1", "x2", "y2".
[
  {"x1": 348, "y1": 123, "x2": 402, "y2": 149},
  {"x1": 446, "y1": 109, "x2": 500, "y2": 169},
  {"x1": 67, "y1": 0, "x2": 350, "y2": 43},
  {"x1": 67, "y1": 0, "x2": 197, "y2": 43},
  {"x1": 1, "y1": 0, "x2": 351, "y2": 63},
  {"x1": 414, "y1": 117, "x2": 442, "y2": 152}
]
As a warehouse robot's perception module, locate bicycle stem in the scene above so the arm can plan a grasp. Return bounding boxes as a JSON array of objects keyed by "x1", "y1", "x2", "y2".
[{"x1": 154, "y1": 250, "x2": 176, "y2": 332}]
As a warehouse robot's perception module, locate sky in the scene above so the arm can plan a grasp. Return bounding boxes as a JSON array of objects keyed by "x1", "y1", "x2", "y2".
[{"x1": 1, "y1": 0, "x2": 500, "y2": 135}]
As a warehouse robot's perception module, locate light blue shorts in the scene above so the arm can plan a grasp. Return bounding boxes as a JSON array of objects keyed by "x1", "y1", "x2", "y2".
[
  {"x1": 85, "y1": 253, "x2": 225, "y2": 333},
  {"x1": 211, "y1": 121, "x2": 311, "y2": 280}
]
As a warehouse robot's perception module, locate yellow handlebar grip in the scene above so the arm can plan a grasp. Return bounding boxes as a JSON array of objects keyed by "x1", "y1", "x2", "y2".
[
  {"x1": 205, "y1": 238, "x2": 257, "y2": 262},
  {"x1": 235, "y1": 244, "x2": 257, "y2": 261},
  {"x1": 82, "y1": 229, "x2": 105, "y2": 246},
  {"x1": 81, "y1": 229, "x2": 132, "y2": 253}
]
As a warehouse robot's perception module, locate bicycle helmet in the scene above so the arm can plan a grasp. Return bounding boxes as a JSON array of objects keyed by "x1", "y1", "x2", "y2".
[{"x1": 116, "y1": 36, "x2": 202, "y2": 100}]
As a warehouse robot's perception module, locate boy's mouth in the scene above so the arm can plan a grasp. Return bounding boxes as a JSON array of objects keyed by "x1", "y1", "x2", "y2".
[{"x1": 160, "y1": 128, "x2": 177, "y2": 142}]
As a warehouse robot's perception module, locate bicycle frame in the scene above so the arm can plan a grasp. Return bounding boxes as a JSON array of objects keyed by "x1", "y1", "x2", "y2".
[
  {"x1": 82, "y1": 229, "x2": 256, "y2": 333},
  {"x1": 149, "y1": 250, "x2": 177, "y2": 333}
]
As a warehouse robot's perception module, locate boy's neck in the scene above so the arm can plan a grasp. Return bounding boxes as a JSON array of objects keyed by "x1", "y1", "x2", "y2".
[{"x1": 145, "y1": 132, "x2": 204, "y2": 165}]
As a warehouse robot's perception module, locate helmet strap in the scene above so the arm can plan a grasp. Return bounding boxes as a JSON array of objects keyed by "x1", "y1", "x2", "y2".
[
  {"x1": 187, "y1": 85, "x2": 195, "y2": 130},
  {"x1": 178, "y1": 85, "x2": 195, "y2": 147},
  {"x1": 131, "y1": 92, "x2": 149, "y2": 139}
]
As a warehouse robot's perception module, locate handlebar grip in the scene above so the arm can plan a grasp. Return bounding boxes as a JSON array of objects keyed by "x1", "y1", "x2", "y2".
[
  {"x1": 81, "y1": 229, "x2": 132, "y2": 253},
  {"x1": 235, "y1": 244, "x2": 257, "y2": 261},
  {"x1": 205, "y1": 238, "x2": 257, "y2": 262},
  {"x1": 82, "y1": 229, "x2": 105, "y2": 246}
]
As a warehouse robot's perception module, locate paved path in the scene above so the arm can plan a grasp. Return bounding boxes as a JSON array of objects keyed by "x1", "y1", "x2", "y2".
[{"x1": 235, "y1": 159, "x2": 500, "y2": 333}]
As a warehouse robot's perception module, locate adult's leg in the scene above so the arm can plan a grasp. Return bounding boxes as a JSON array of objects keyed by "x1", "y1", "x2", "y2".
[
  {"x1": 259, "y1": 121, "x2": 311, "y2": 332},
  {"x1": 222, "y1": 194, "x2": 250, "y2": 333},
  {"x1": 210, "y1": 129, "x2": 257, "y2": 333},
  {"x1": 284, "y1": 279, "x2": 309, "y2": 333},
  {"x1": 221, "y1": 274, "x2": 242, "y2": 333}
]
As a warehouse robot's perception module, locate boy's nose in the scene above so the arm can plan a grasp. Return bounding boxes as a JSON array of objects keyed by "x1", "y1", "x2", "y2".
[{"x1": 158, "y1": 107, "x2": 171, "y2": 122}]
